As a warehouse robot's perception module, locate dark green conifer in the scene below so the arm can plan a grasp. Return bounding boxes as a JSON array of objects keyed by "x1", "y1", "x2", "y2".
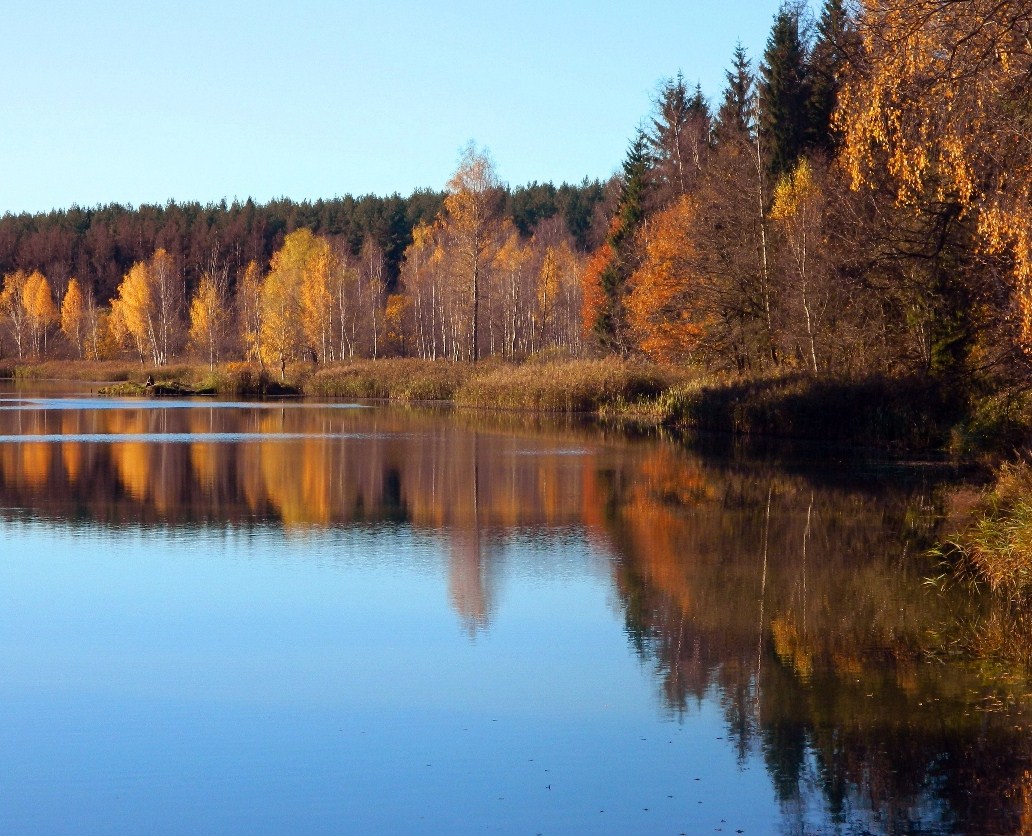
[
  {"x1": 806, "y1": 0, "x2": 856, "y2": 153},
  {"x1": 648, "y1": 75, "x2": 711, "y2": 203},
  {"x1": 758, "y1": 3, "x2": 811, "y2": 180},
  {"x1": 594, "y1": 131, "x2": 653, "y2": 353},
  {"x1": 716, "y1": 43, "x2": 755, "y2": 141}
]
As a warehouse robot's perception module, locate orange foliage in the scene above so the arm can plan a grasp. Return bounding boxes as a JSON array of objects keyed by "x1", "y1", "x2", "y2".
[
  {"x1": 626, "y1": 196, "x2": 712, "y2": 363},
  {"x1": 580, "y1": 242, "x2": 612, "y2": 342}
]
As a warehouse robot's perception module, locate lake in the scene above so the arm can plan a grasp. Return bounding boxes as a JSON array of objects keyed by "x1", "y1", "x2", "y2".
[{"x1": 0, "y1": 387, "x2": 1029, "y2": 834}]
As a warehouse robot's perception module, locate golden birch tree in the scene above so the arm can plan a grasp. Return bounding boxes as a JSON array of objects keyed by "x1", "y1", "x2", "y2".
[
  {"x1": 237, "y1": 260, "x2": 264, "y2": 363},
  {"x1": 259, "y1": 231, "x2": 310, "y2": 378},
  {"x1": 110, "y1": 261, "x2": 154, "y2": 364},
  {"x1": 0, "y1": 270, "x2": 30, "y2": 359},
  {"x1": 24, "y1": 271, "x2": 58, "y2": 357},
  {"x1": 770, "y1": 159, "x2": 827, "y2": 372},
  {"x1": 443, "y1": 143, "x2": 504, "y2": 362},
  {"x1": 838, "y1": 0, "x2": 1032, "y2": 348},
  {"x1": 61, "y1": 278, "x2": 87, "y2": 358},
  {"x1": 188, "y1": 271, "x2": 229, "y2": 370}
]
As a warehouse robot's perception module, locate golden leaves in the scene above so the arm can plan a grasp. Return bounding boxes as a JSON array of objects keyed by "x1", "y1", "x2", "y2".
[{"x1": 838, "y1": 0, "x2": 1032, "y2": 348}]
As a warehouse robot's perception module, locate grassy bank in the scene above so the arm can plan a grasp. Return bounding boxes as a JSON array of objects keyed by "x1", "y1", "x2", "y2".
[
  {"x1": 6, "y1": 358, "x2": 1022, "y2": 454},
  {"x1": 940, "y1": 461, "x2": 1032, "y2": 602},
  {"x1": 307, "y1": 359, "x2": 468, "y2": 401}
]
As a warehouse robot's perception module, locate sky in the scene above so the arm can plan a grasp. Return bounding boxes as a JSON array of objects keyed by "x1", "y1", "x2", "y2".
[{"x1": 1, "y1": 0, "x2": 792, "y2": 215}]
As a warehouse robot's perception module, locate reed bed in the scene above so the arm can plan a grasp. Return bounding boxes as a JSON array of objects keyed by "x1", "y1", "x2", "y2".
[
  {"x1": 305, "y1": 358, "x2": 469, "y2": 401},
  {"x1": 944, "y1": 461, "x2": 1032, "y2": 602},
  {"x1": 455, "y1": 358, "x2": 668, "y2": 412}
]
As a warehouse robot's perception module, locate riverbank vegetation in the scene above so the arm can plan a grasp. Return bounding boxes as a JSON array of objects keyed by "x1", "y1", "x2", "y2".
[{"x1": 1, "y1": 1, "x2": 1030, "y2": 455}]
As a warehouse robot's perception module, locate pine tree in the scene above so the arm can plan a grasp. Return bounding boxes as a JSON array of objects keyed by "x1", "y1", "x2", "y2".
[
  {"x1": 759, "y1": 3, "x2": 811, "y2": 180},
  {"x1": 716, "y1": 43, "x2": 755, "y2": 142},
  {"x1": 588, "y1": 131, "x2": 653, "y2": 354},
  {"x1": 806, "y1": 0, "x2": 856, "y2": 153},
  {"x1": 648, "y1": 74, "x2": 711, "y2": 203}
]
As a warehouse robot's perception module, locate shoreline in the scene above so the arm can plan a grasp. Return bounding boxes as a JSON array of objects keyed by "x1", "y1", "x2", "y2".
[{"x1": 2, "y1": 357, "x2": 1017, "y2": 458}]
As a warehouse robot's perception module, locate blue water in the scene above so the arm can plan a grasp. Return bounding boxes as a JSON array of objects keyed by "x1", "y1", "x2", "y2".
[{"x1": 0, "y1": 521, "x2": 775, "y2": 834}]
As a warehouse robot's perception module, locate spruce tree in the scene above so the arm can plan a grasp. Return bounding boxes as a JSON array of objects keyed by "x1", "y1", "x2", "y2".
[
  {"x1": 806, "y1": 0, "x2": 856, "y2": 154},
  {"x1": 758, "y1": 3, "x2": 811, "y2": 180},
  {"x1": 594, "y1": 131, "x2": 653, "y2": 354},
  {"x1": 648, "y1": 74, "x2": 712, "y2": 204},
  {"x1": 716, "y1": 43, "x2": 755, "y2": 141}
]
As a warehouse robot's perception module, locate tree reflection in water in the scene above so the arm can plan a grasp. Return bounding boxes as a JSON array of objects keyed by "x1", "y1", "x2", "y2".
[{"x1": 0, "y1": 397, "x2": 1030, "y2": 832}]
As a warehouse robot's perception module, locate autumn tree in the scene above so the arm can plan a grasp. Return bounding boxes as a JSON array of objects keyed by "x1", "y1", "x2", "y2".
[
  {"x1": 627, "y1": 196, "x2": 714, "y2": 363},
  {"x1": 770, "y1": 159, "x2": 829, "y2": 371},
  {"x1": 838, "y1": 0, "x2": 1032, "y2": 364},
  {"x1": 0, "y1": 270, "x2": 30, "y2": 359},
  {"x1": 110, "y1": 262, "x2": 154, "y2": 364},
  {"x1": 23, "y1": 271, "x2": 58, "y2": 356},
  {"x1": 357, "y1": 239, "x2": 387, "y2": 358},
  {"x1": 149, "y1": 249, "x2": 185, "y2": 365},
  {"x1": 493, "y1": 229, "x2": 532, "y2": 357},
  {"x1": 236, "y1": 260, "x2": 264, "y2": 364},
  {"x1": 109, "y1": 249, "x2": 184, "y2": 365},
  {"x1": 61, "y1": 278, "x2": 87, "y2": 358},
  {"x1": 400, "y1": 221, "x2": 445, "y2": 360},
  {"x1": 443, "y1": 143, "x2": 504, "y2": 362},
  {"x1": 259, "y1": 230, "x2": 311, "y2": 378},
  {"x1": 188, "y1": 269, "x2": 229, "y2": 370}
]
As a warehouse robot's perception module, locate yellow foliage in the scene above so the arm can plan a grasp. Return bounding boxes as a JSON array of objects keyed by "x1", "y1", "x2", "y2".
[
  {"x1": 188, "y1": 272, "x2": 227, "y2": 368},
  {"x1": 110, "y1": 261, "x2": 154, "y2": 362},
  {"x1": 61, "y1": 278, "x2": 86, "y2": 357},
  {"x1": 838, "y1": 0, "x2": 1032, "y2": 348}
]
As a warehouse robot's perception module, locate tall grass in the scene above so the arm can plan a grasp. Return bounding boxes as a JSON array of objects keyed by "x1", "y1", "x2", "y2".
[
  {"x1": 942, "y1": 461, "x2": 1032, "y2": 602},
  {"x1": 455, "y1": 358, "x2": 668, "y2": 412},
  {"x1": 305, "y1": 359, "x2": 469, "y2": 401}
]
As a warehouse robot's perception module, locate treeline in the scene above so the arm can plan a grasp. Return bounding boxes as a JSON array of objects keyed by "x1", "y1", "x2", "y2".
[
  {"x1": 0, "y1": 180, "x2": 608, "y2": 363},
  {"x1": 593, "y1": 0, "x2": 1030, "y2": 383},
  {"x1": 3, "y1": 0, "x2": 1030, "y2": 386}
]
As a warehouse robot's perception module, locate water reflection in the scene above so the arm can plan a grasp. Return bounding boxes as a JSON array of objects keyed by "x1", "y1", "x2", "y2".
[{"x1": 0, "y1": 395, "x2": 1030, "y2": 832}]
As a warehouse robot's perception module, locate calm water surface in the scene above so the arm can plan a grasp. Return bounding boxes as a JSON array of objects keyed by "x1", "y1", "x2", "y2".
[{"x1": 0, "y1": 387, "x2": 1029, "y2": 834}]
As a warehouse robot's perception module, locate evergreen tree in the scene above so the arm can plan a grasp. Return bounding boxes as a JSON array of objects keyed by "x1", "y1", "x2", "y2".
[
  {"x1": 806, "y1": 0, "x2": 856, "y2": 153},
  {"x1": 759, "y1": 3, "x2": 811, "y2": 180},
  {"x1": 648, "y1": 74, "x2": 711, "y2": 203},
  {"x1": 716, "y1": 43, "x2": 756, "y2": 141},
  {"x1": 592, "y1": 131, "x2": 653, "y2": 354}
]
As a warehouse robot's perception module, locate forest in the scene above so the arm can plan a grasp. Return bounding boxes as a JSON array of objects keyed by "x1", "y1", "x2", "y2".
[{"x1": 1, "y1": 0, "x2": 1030, "y2": 396}]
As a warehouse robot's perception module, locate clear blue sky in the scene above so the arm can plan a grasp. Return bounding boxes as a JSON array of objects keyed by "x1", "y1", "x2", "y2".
[{"x1": 1, "y1": 0, "x2": 793, "y2": 215}]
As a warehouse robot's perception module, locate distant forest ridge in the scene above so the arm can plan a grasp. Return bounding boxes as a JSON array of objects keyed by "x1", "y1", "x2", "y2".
[{"x1": 0, "y1": 181, "x2": 609, "y2": 301}]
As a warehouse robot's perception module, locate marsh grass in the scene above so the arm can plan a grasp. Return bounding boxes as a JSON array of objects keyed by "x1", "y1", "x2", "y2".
[
  {"x1": 306, "y1": 359, "x2": 469, "y2": 401},
  {"x1": 942, "y1": 461, "x2": 1032, "y2": 602},
  {"x1": 455, "y1": 358, "x2": 668, "y2": 412}
]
